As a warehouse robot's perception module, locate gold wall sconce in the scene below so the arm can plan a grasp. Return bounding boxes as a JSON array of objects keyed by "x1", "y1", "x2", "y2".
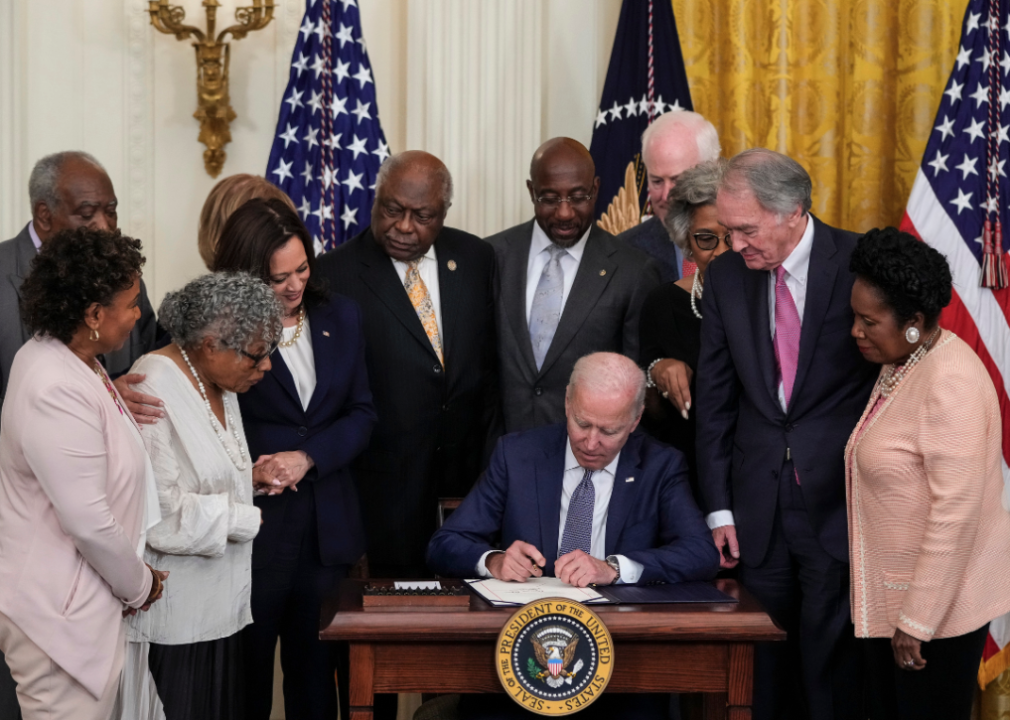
[{"x1": 149, "y1": 0, "x2": 275, "y2": 177}]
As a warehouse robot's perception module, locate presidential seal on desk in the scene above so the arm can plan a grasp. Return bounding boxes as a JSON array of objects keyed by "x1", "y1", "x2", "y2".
[{"x1": 495, "y1": 598, "x2": 614, "y2": 715}]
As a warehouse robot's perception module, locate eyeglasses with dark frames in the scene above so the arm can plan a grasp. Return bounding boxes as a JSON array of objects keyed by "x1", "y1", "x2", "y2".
[
  {"x1": 236, "y1": 341, "x2": 279, "y2": 365},
  {"x1": 692, "y1": 231, "x2": 732, "y2": 251}
]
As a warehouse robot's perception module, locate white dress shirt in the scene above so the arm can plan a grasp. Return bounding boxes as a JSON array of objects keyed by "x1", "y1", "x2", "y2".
[
  {"x1": 524, "y1": 222, "x2": 591, "y2": 323},
  {"x1": 477, "y1": 440, "x2": 645, "y2": 584},
  {"x1": 28, "y1": 221, "x2": 42, "y2": 251},
  {"x1": 278, "y1": 315, "x2": 316, "y2": 411},
  {"x1": 706, "y1": 214, "x2": 814, "y2": 531},
  {"x1": 391, "y1": 245, "x2": 443, "y2": 338}
]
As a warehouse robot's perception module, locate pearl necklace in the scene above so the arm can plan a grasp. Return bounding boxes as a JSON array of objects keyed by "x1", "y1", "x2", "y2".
[
  {"x1": 179, "y1": 347, "x2": 248, "y2": 470},
  {"x1": 278, "y1": 306, "x2": 306, "y2": 349},
  {"x1": 878, "y1": 327, "x2": 941, "y2": 398},
  {"x1": 690, "y1": 272, "x2": 703, "y2": 319}
]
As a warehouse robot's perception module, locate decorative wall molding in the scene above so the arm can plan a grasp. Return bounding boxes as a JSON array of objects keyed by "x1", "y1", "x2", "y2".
[
  {"x1": 124, "y1": 0, "x2": 156, "y2": 290},
  {"x1": 0, "y1": 0, "x2": 26, "y2": 239},
  {"x1": 407, "y1": 0, "x2": 543, "y2": 238}
]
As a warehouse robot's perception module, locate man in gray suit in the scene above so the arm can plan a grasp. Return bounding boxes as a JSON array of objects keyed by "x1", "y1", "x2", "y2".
[
  {"x1": 615, "y1": 111, "x2": 721, "y2": 282},
  {"x1": 486, "y1": 138, "x2": 661, "y2": 433},
  {"x1": 0, "y1": 150, "x2": 165, "y2": 718}
]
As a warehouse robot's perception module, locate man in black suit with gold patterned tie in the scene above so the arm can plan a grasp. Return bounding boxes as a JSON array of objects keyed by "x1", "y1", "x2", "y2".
[{"x1": 316, "y1": 150, "x2": 501, "y2": 582}]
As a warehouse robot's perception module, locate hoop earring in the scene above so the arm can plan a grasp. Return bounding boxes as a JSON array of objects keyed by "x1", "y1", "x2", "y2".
[
  {"x1": 90, "y1": 328, "x2": 100, "y2": 342},
  {"x1": 905, "y1": 326, "x2": 920, "y2": 344}
]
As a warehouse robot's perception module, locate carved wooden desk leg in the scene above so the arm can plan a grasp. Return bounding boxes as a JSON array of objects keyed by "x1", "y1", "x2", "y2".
[
  {"x1": 726, "y1": 643, "x2": 754, "y2": 720},
  {"x1": 349, "y1": 644, "x2": 375, "y2": 720}
]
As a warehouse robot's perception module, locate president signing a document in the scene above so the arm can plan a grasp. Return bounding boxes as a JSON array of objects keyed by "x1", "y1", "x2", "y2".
[
  {"x1": 426, "y1": 351, "x2": 718, "y2": 587},
  {"x1": 426, "y1": 352, "x2": 719, "y2": 719}
]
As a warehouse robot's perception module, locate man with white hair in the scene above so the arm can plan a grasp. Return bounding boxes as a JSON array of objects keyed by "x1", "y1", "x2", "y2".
[
  {"x1": 428, "y1": 351, "x2": 717, "y2": 718},
  {"x1": 616, "y1": 110, "x2": 721, "y2": 282},
  {"x1": 697, "y1": 148, "x2": 877, "y2": 720}
]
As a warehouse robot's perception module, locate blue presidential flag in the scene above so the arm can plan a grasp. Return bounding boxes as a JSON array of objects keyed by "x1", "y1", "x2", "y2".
[
  {"x1": 589, "y1": 0, "x2": 692, "y2": 230},
  {"x1": 266, "y1": 0, "x2": 390, "y2": 254}
]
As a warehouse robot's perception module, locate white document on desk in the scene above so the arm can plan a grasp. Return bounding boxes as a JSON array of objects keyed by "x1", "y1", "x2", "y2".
[{"x1": 465, "y1": 577, "x2": 611, "y2": 606}]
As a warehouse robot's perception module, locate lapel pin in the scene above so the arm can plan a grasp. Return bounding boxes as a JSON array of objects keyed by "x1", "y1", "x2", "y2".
[
  {"x1": 625, "y1": 476, "x2": 634, "y2": 483},
  {"x1": 599, "y1": 269, "x2": 606, "y2": 276},
  {"x1": 322, "y1": 331, "x2": 330, "y2": 337},
  {"x1": 447, "y1": 260, "x2": 457, "y2": 271}
]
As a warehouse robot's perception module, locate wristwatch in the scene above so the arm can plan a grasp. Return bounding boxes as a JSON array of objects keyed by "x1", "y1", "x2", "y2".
[{"x1": 605, "y1": 555, "x2": 621, "y2": 584}]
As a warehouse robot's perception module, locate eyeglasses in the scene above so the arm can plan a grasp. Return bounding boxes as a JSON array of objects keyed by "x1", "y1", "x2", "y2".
[
  {"x1": 237, "y1": 341, "x2": 279, "y2": 365},
  {"x1": 534, "y1": 192, "x2": 595, "y2": 208},
  {"x1": 692, "y1": 232, "x2": 732, "y2": 251}
]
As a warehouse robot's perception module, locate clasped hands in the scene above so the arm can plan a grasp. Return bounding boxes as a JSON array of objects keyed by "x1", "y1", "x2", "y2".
[
  {"x1": 485, "y1": 540, "x2": 618, "y2": 587},
  {"x1": 252, "y1": 450, "x2": 314, "y2": 496},
  {"x1": 123, "y1": 566, "x2": 170, "y2": 617}
]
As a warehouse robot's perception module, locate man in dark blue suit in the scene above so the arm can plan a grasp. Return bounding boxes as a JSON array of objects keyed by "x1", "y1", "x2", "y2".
[
  {"x1": 696, "y1": 149, "x2": 877, "y2": 720},
  {"x1": 428, "y1": 351, "x2": 718, "y2": 719}
]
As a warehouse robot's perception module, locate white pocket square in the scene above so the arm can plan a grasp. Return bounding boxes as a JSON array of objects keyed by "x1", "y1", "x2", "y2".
[{"x1": 625, "y1": 477, "x2": 634, "y2": 483}]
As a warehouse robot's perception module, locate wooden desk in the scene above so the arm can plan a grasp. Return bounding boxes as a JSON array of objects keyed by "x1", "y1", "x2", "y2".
[{"x1": 321, "y1": 579, "x2": 784, "y2": 720}]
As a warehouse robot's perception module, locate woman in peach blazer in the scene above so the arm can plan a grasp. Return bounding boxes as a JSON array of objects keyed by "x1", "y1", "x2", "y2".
[
  {"x1": 846, "y1": 228, "x2": 1010, "y2": 720},
  {"x1": 0, "y1": 228, "x2": 166, "y2": 720}
]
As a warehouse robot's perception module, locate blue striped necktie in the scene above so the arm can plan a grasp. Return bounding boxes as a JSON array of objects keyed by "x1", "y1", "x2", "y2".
[
  {"x1": 558, "y1": 468, "x2": 595, "y2": 557},
  {"x1": 529, "y1": 244, "x2": 566, "y2": 370}
]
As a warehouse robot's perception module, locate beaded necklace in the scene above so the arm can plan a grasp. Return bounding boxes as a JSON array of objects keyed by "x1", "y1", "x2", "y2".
[
  {"x1": 690, "y1": 271, "x2": 703, "y2": 320},
  {"x1": 92, "y1": 363, "x2": 125, "y2": 415},
  {"x1": 878, "y1": 327, "x2": 942, "y2": 398},
  {"x1": 179, "y1": 347, "x2": 248, "y2": 470},
  {"x1": 278, "y1": 306, "x2": 306, "y2": 349}
]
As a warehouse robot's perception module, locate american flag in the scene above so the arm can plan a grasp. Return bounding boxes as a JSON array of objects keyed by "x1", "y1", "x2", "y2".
[
  {"x1": 898, "y1": 0, "x2": 1010, "y2": 687},
  {"x1": 266, "y1": 0, "x2": 390, "y2": 254}
]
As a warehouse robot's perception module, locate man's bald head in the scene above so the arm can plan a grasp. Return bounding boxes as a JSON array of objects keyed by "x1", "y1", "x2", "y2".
[
  {"x1": 28, "y1": 151, "x2": 118, "y2": 241},
  {"x1": 371, "y1": 150, "x2": 453, "y2": 262},
  {"x1": 526, "y1": 138, "x2": 600, "y2": 247}
]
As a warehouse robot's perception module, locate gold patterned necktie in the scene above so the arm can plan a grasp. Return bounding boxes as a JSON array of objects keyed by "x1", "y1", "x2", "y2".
[{"x1": 404, "y1": 258, "x2": 444, "y2": 366}]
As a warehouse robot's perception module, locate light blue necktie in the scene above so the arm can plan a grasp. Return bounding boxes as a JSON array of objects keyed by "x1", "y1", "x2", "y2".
[
  {"x1": 529, "y1": 244, "x2": 567, "y2": 370},
  {"x1": 558, "y1": 468, "x2": 595, "y2": 557}
]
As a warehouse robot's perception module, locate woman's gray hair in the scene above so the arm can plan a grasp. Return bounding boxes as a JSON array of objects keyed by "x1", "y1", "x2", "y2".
[
  {"x1": 720, "y1": 148, "x2": 812, "y2": 218},
  {"x1": 28, "y1": 151, "x2": 104, "y2": 212},
  {"x1": 662, "y1": 160, "x2": 726, "y2": 259},
  {"x1": 566, "y1": 352, "x2": 646, "y2": 419},
  {"x1": 158, "y1": 272, "x2": 283, "y2": 352}
]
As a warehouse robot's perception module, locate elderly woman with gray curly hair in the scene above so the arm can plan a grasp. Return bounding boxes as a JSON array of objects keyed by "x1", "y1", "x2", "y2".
[{"x1": 122, "y1": 272, "x2": 283, "y2": 720}]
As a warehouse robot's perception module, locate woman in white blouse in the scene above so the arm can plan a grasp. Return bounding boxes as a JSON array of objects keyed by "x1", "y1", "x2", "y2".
[
  {"x1": 125, "y1": 272, "x2": 283, "y2": 720},
  {"x1": 213, "y1": 198, "x2": 376, "y2": 720}
]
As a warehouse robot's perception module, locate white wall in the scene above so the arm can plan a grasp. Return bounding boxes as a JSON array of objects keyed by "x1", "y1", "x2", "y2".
[{"x1": 0, "y1": 0, "x2": 621, "y2": 307}]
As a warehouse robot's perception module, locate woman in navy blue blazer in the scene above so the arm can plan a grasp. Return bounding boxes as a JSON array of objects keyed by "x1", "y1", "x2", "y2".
[{"x1": 214, "y1": 198, "x2": 377, "y2": 720}]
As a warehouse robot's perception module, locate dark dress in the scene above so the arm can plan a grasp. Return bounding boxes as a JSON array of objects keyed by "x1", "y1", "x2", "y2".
[
  {"x1": 237, "y1": 293, "x2": 377, "y2": 720},
  {"x1": 638, "y1": 281, "x2": 702, "y2": 505}
]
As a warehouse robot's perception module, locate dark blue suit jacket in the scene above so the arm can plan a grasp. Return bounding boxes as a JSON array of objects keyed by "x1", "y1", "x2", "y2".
[
  {"x1": 695, "y1": 216, "x2": 877, "y2": 565},
  {"x1": 426, "y1": 423, "x2": 719, "y2": 583},
  {"x1": 238, "y1": 293, "x2": 377, "y2": 568}
]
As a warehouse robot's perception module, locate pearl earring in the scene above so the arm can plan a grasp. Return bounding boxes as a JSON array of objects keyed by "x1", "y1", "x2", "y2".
[{"x1": 905, "y1": 326, "x2": 920, "y2": 344}]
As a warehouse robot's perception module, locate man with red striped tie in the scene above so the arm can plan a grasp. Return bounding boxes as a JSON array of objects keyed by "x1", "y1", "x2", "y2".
[{"x1": 696, "y1": 148, "x2": 878, "y2": 720}]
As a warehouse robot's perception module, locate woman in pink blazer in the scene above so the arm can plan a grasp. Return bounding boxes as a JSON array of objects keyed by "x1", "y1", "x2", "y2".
[
  {"x1": 0, "y1": 228, "x2": 167, "y2": 720},
  {"x1": 846, "y1": 227, "x2": 1010, "y2": 720}
]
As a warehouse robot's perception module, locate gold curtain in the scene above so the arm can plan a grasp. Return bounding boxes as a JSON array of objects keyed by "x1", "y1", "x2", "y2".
[{"x1": 671, "y1": 0, "x2": 963, "y2": 233}]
